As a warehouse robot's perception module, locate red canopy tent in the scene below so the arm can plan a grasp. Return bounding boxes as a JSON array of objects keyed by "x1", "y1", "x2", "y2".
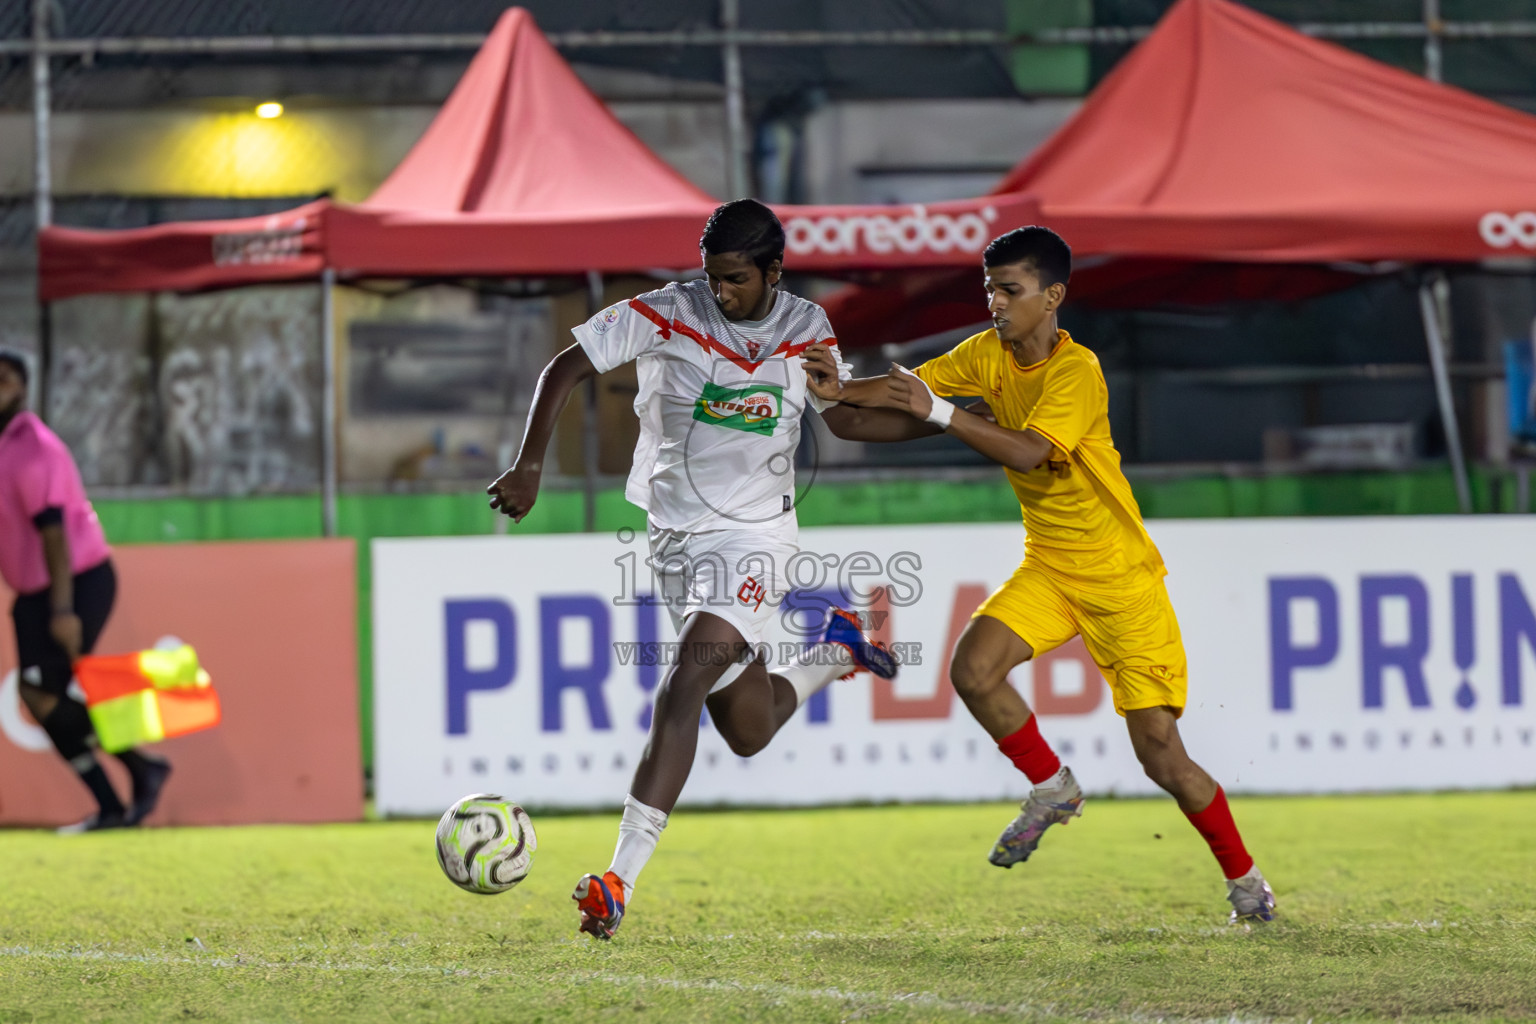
[
  {"x1": 820, "y1": 0, "x2": 1536, "y2": 512},
  {"x1": 38, "y1": 7, "x2": 1035, "y2": 299},
  {"x1": 825, "y1": 0, "x2": 1536, "y2": 346},
  {"x1": 1020, "y1": 0, "x2": 1536, "y2": 264}
]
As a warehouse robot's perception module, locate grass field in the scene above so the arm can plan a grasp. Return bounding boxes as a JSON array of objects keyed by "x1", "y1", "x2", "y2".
[{"x1": 0, "y1": 792, "x2": 1532, "y2": 1023}]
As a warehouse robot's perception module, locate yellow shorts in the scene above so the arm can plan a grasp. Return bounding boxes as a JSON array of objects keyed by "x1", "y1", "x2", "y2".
[{"x1": 975, "y1": 562, "x2": 1188, "y2": 717}]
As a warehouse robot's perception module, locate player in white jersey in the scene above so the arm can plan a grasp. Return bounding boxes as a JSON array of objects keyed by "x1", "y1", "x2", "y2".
[{"x1": 487, "y1": 200, "x2": 895, "y2": 940}]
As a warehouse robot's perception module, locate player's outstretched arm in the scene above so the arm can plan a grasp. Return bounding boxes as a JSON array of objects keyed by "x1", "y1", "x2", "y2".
[
  {"x1": 885, "y1": 365, "x2": 1052, "y2": 473},
  {"x1": 802, "y1": 343, "x2": 886, "y2": 407},
  {"x1": 487, "y1": 344, "x2": 599, "y2": 522},
  {"x1": 802, "y1": 343, "x2": 943, "y2": 442},
  {"x1": 819, "y1": 402, "x2": 944, "y2": 442}
]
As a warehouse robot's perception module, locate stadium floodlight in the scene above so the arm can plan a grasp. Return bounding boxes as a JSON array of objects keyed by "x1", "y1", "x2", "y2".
[{"x1": 255, "y1": 101, "x2": 284, "y2": 119}]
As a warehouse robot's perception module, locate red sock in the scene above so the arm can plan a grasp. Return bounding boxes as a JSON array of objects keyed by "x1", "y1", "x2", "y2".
[
  {"x1": 996, "y1": 715, "x2": 1061, "y2": 785},
  {"x1": 1183, "y1": 787, "x2": 1254, "y2": 880}
]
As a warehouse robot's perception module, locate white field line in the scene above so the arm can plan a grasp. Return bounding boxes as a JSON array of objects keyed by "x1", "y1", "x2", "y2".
[
  {"x1": 0, "y1": 944, "x2": 1286, "y2": 1022},
  {"x1": 0, "y1": 944, "x2": 1042, "y2": 1015},
  {"x1": 678, "y1": 919, "x2": 1475, "y2": 943}
]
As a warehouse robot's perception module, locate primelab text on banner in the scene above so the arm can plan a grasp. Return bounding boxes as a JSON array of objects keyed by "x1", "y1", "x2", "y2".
[{"x1": 372, "y1": 520, "x2": 1536, "y2": 814}]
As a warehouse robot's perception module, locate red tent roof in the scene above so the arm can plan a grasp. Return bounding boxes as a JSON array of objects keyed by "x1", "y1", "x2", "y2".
[
  {"x1": 40, "y1": 7, "x2": 1028, "y2": 299},
  {"x1": 40, "y1": 201, "x2": 329, "y2": 300},
  {"x1": 1009, "y1": 0, "x2": 1536, "y2": 264},
  {"x1": 824, "y1": 0, "x2": 1536, "y2": 347},
  {"x1": 365, "y1": 9, "x2": 712, "y2": 217},
  {"x1": 322, "y1": 6, "x2": 723, "y2": 277}
]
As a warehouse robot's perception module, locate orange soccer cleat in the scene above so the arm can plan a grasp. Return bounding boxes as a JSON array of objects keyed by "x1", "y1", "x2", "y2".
[{"x1": 573, "y1": 870, "x2": 627, "y2": 940}]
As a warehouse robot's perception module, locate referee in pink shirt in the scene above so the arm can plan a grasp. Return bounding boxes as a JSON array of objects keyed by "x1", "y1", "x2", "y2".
[{"x1": 0, "y1": 349, "x2": 170, "y2": 832}]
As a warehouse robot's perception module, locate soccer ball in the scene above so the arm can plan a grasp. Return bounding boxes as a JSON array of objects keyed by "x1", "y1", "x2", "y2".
[{"x1": 435, "y1": 794, "x2": 538, "y2": 895}]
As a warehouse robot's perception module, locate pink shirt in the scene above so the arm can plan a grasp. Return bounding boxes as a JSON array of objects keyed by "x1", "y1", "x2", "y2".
[{"x1": 0, "y1": 411, "x2": 111, "y2": 595}]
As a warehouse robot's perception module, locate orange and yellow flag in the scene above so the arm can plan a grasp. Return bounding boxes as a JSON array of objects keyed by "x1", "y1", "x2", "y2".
[{"x1": 75, "y1": 645, "x2": 221, "y2": 753}]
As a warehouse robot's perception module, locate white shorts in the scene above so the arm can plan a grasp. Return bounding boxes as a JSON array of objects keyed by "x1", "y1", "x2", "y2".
[{"x1": 648, "y1": 521, "x2": 798, "y2": 655}]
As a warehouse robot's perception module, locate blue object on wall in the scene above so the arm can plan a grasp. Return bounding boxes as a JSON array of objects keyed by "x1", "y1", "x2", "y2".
[{"x1": 1504, "y1": 341, "x2": 1536, "y2": 444}]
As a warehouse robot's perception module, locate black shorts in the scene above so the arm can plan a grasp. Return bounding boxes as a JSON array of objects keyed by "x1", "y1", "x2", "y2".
[{"x1": 11, "y1": 559, "x2": 117, "y2": 695}]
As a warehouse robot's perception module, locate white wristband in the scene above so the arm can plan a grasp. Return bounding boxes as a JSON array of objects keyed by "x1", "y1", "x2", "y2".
[{"x1": 895, "y1": 363, "x2": 956, "y2": 429}]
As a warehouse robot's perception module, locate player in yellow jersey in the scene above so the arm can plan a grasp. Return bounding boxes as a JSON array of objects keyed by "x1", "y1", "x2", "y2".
[{"x1": 807, "y1": 227, "x2": 1275, "y2": 923}]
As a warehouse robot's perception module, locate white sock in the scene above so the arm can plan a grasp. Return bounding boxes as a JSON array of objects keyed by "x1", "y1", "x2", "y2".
[
  {"x1": 608, "y1": 794, "x2": 669, "y2": 901},
  {"x1": 777, "y1": 642, "x2": 855, "y2": 708},
  {"x1": 1033, "y1": 766, "x2": 1072, "y2": 793},
  {"x1": 1229, "y1": 863, "x2": 1265, "y2": 885}
]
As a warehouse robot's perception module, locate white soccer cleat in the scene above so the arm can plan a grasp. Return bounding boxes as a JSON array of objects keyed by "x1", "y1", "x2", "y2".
[
  {"x1": 988, "y1": 767, "x2": 1084, "y2": 867},
  {"x1": 1225, "y1": 865, "x2": 1277, "y2": 923}
]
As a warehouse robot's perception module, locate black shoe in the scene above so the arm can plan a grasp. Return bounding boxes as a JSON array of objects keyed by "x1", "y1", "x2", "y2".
[
  {"x1": 125, "y1": 758, "x2": 173, "y2": 826},
  {"x1": 57, "y1": 809, "x2": 127, "y2": 834}
]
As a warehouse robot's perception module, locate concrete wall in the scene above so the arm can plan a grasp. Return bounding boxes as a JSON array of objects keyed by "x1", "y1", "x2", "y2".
[
  {"x1": 0, "y1": 96, "x2": 1068, "y2": 207},
  {"x1": 799, "y1": 98, "x2": 1078, "y2": 204},
  {"x1": 0, "y1": 102, "x2": 726, "y2": 204}
]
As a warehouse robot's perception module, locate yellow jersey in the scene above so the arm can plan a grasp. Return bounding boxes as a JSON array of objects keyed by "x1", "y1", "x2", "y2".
[{"x1": 915, "y1": 327, "x2": 1164, "y2": 591}]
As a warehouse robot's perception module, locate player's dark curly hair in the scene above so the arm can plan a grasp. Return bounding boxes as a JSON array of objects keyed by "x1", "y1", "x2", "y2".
[
  {"x1": 983, "y1": 226, "x2": 1071, "y2": 288},
  {"x1": 0, "y1": 347, "x2": 28, "y2": 385},
  {"x1": 700, "y1": 199, "x2": 785, "y2": 273}
]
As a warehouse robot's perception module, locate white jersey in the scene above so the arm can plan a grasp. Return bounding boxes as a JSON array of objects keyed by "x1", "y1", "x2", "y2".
[{"x1": 573, "y1": 279, "x2": 847, "y2": 533}]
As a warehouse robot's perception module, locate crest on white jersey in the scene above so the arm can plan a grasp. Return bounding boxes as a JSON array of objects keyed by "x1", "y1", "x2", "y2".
[{"x1": 588, "y1": 304, "x2": 624, "y2": 335}]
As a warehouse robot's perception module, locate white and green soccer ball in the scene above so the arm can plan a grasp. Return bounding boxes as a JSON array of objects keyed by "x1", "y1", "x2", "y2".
[{"x1": 435, "y1": 794, "x2": 538, "y2": 895}]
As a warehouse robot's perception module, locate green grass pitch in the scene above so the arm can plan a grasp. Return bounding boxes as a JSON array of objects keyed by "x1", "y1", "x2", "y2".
[{"x1": 1, "y1": 791, "x2": 1532, "y2": 1022}]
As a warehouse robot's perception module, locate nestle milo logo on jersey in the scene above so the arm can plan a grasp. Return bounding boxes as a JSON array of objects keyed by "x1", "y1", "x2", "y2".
[{"x1": 693, "y1": 382, "x2": 784, "y2": 435}]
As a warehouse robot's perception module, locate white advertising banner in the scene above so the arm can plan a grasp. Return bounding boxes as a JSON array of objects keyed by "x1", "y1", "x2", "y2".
[{"x1": 374, "y1": 518, "x2": 1536, "y2": 814}]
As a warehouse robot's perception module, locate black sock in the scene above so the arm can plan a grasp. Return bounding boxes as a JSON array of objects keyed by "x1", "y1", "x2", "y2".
[
  {"x1": 39, "y1": 696, "x2": 93, "y2": 761},
  {"x1": 42, "y1": 700, "x2": 125, "y2": 816},
  {"x1": 74, "y1": 760, "x2": 126, "y2": 818},
  {"x1": 115, "y1": 750, "x2": 170, "y2": 805},
  {"x1": 116, "y1": 748, "x2": 168, "y2": 779}
]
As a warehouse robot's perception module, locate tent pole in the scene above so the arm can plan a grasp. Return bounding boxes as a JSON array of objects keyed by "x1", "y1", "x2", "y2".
[
  {"x1": 30, "y1": 0, "x2": 50, "y2": 231},
  {"x1": 1419, "y1": 271, "x2": 1471, "y2": 513},
  {"x1": 31, "y1": 0, "x2": 52, "y2": 421},
  {"x1": 321, "y1": 268, "x2": 338, "y2": 537},
  {"x1": 1422, "y1": 0, "x2": 1443, "y2": 82},
  {"x1": 583, "y1": 271, "x2": 604, "y2": 533},
  {"x1": 720, "y1": 0, "x2": 750, "y2": 199}
]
